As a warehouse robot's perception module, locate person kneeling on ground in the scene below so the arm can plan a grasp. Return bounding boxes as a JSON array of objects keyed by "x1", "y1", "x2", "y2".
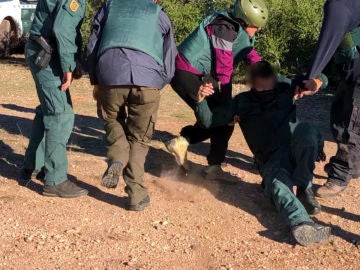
[{"x1": 195, "y1": 61, "x2": 331, "y2": 246}]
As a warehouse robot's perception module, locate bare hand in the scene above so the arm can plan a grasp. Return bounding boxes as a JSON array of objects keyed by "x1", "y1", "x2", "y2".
[
  {"x1": 61, "y1": 72, "x2": 73, "y2": 91},
  {"x1": 304, "y1": 78, "x2": 323, "y2": 92},
  {"x1": 197, "y1": 83, "x2": 214, "y2": 102},
  {"x1": 294, "y1": 78, "x2": 323, "y2": 100},
  {"x1": 93, "y1": 85, "x2": 100, "y2": 101}
]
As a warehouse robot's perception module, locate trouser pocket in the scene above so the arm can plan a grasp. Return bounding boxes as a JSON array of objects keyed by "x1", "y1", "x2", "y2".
[
  {"x1": 143, "y1": 114, "x2": 156, "y2": 142},
  {"x1": 37, "y1": 80, "x2": 72, "y2": 115},
  {"x1": 127, "y1": 88, "x2": 160, "y2": 143}
]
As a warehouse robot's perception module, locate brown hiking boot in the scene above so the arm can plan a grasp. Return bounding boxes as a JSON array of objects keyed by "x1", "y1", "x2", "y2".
[
  {"x1": 128, "y1": 196, "x2": 150, "y2": 212},
  {"x1": 101, "y1": 162, "x2": 122, "y2": 189},
  {"x1": 165, "y1": 136, "x2": 189, "y2": 167},
  {"x1": 292, "y1": 222, "x2": 331, "y2": 246},
  {"x1": 316, "y1": 181, "x2": 347, "y2": 198}
]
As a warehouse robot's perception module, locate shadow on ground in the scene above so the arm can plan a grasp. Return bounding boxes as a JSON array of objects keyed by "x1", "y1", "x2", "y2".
[
  {"x1": 0, "y1": 56, "x2": 27, "y2": 66},
  {"x1": 1, "y1": 104, "x2": 358, "y2": 245},
  {"x1": 145, "y1": 145, "x2": 359, "y2": 245},
  {"x1": 1, "y1": 104, "x2": 106, "y2": 158}
]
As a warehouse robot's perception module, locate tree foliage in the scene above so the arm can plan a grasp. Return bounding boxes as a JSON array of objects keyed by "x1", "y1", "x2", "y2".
[{"x1": 82, "y1": 0, "x2": 326, "y2": 75}]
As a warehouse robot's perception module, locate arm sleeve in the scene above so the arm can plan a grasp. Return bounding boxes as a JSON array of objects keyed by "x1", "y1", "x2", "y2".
[
  {"x1": 53, "y1": 0, "x2": 85, "y2": 73},
  {"x1": 307, "y1": 0, "x2": 353, "y2": 79},
  {"x1": 195, "y1": 100, "x2": 214, "y2": 129},
  {"x1": 85, "y1": 4, "x2": 107, "y2": 85},
  {"x1": 244, "y1": 48, "x2": 261, "y2": 65},
  {"x1": 195, "y1": 99, "x2": 236, "y2": 128},
  {"x1": 158, "y1": 11, "x2": 177, "y2": 85},
  {"x1": 318, "y1": 73, "x2": 329, "y2": 90}
]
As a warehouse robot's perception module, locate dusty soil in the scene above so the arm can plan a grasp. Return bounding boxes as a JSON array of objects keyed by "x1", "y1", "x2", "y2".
[{"x1": 0, "y1": 57, "x2": 359, "y2": 270}]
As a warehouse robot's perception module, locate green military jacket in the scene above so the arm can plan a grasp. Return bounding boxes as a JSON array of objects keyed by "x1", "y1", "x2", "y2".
[{"x1": 30, "y1": 0, "x2": 85, "y2": 72}]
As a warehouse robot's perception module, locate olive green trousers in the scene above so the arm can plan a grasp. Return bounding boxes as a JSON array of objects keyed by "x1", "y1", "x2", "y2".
[{"x1": 99, "y1": 86, "x2": 160, "y2": 204}]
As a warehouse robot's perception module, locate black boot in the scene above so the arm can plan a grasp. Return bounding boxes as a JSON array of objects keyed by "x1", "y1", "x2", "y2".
[
  {"x1": 297, "y1": 187, "x2": 321, "y2": 215},
  {"x1": 101, "y1": 162, "x2": 122, "y2": 189},
  {"x1": 292, "y1": 222, "x2": 331, "y2": 246},
  {"x1": 43, "y1": 180, "x2": 88, "y2": 198},
  {"x1": 36, "y1": 167, "x2": 45, "y2": 182},
  {"x1": 20, "y1": 167, "x2": 45, "y2": 186},
  {"x1": 128, "y1": 196, "x2": 150, "y2": 211}
]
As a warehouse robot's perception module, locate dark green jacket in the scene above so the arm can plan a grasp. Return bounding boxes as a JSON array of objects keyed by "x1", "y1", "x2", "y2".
[
  {"x1": 195, "y1": 76, "x2": 327, "y2": 164},
  {"x1": 30, "y1": 0, "x2": 85, "y2": 72}
]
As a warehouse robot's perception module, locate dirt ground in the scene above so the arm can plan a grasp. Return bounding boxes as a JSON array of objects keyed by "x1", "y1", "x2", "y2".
[{"x1": 0, "y1": 57, "x2": 359, "y2": 270}]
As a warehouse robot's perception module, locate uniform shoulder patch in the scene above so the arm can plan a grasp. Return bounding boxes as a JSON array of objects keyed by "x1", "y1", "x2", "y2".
[{"x1": 69, "y1": 0, "x2": 80, "y2": 12}]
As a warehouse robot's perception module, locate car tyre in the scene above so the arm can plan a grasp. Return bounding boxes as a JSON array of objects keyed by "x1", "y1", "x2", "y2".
[{"x1": 0, "y1": 20, "x2": 11, "y2": 58}]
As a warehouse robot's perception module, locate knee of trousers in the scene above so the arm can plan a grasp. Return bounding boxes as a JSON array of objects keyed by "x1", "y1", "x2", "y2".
[
  {"x1": 292, "y1": 123, "x2": 322, "y2": 148},
  {"x1": 263, "y1": 168, "x2": 293, "y2": 199},
  {"x1": 44, "y1": 113, "x2": 74, "y2": 143},
  {"x1": 180, "y1": 125, "x2": 198, "y2": 139}
]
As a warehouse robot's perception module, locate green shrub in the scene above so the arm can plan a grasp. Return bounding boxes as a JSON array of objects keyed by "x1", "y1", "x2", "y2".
[
  {"x1": 256, "y1": 0, "x2": 325, "y2": 75},
  {"x1": 82, "y1": 0, "x2": 327, "y2": 77}
]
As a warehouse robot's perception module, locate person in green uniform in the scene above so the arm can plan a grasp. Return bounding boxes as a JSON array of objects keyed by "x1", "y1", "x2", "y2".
[
  {"x1": 20, "y1": 0, "x2": 88, "y2": 198},
  {"x1": 195, "y1": 61, "x2": 331, "y2": 246}
]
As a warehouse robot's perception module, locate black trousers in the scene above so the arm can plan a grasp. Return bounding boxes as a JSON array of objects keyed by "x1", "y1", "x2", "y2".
[
  {"x1": 171, "y1": 70, "x2": 234, "y2": 165},
  {"x1": 328, "y1": 58, "x2": 360, "y2": 186}
]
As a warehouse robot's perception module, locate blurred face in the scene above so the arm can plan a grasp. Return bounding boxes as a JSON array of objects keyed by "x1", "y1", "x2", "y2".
[
  {"x1": 245, "y1": 26, "x2": 260, "y2": 37},
  {"x1": 251, "y1": 76, "x2": 276, "y2": 92}
]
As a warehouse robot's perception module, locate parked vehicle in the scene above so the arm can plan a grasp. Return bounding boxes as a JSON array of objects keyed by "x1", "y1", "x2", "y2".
[{"x1": 0, "y1": 0, "x2": 37, "y2": 57}]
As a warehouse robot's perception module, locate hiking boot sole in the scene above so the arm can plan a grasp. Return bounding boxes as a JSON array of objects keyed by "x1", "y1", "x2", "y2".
[
  {"x1": 101, "y1": 163, "x2": 122, "y2": 189},
  {"x1": 292, "y1": 224, "x2": 331, "y2": 246},
  {"x1": 42, "y1": 190, "x2": 88, "y2": 198},
  {"x1": 128, "y1": 202, "x2": 150, "y2": 211},
  {"x1": 316, "y1": 187, "x2": 347, "y2": 198}
]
